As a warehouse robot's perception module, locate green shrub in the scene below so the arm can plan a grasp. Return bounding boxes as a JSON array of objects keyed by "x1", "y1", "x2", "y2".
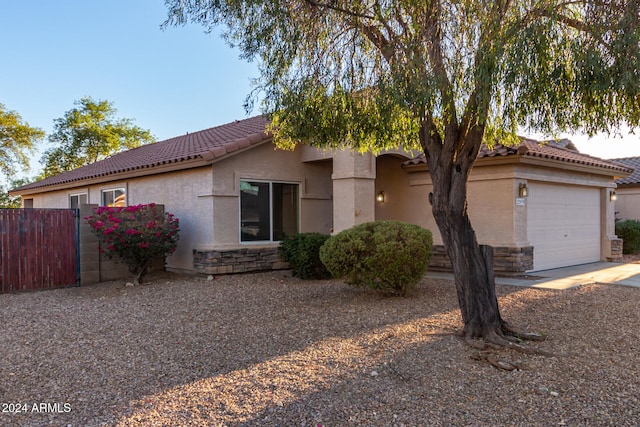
[
  {"x1": 616, "y1": 219, "x2": 640, "y2": 254},
  {"x1": 279, "y1": 233, "x2": 332, "y2": 279},
  {"x1": 319, "y1": 220, "x2": 433, "y2": 296}
]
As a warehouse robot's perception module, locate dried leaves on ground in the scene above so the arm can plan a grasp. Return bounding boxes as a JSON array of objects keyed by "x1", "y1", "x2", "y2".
[{"x1": 0, "y1": 271, "x2": 639, "y2": 426}]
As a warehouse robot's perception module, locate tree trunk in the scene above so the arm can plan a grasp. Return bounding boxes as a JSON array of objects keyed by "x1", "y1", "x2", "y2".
[
  {"x1": 132, "y1": 263, "x2": 150, "y2": 286},
  {"x1": 423, "y1": 126, "x2": 508, "y2": 341},
  {"x1": 432, "y1": 204, "x2": 505, "y2": 339}
]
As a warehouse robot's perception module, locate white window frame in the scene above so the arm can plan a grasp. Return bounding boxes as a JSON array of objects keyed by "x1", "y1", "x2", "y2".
[
  {"x1": 101, "y1": 188, "x2": 126, "y2": 207},
  {"x1": 239, "y1": 179, "x2": 300, "y2": 244},
  {"x1": 69, "y1": 192, "x2": 88, "y2": 210}
]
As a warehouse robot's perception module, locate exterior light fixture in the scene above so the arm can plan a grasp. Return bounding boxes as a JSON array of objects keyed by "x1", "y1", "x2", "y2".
[
  {"x1": 518, "y1": 183, "x2": 528, "y2": 198},
  {"x1": 376, "y1": 191, "x2": 385, "y2": 203},
  {"x1": 610, "y1": 190, "x2": 617, "y2": 202}
]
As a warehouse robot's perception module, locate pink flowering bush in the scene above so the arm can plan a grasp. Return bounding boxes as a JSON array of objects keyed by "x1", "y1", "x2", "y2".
[{"x1": 85, "y1": 203, "x2": 180, "y2": 285}]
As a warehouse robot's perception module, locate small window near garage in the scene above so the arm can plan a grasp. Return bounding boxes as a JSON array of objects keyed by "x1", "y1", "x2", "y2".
[
  {"x1": 23, "y1": 198, "x2": 34, "y2": 209},
  {"x1": 101, "y1": 188, "x2": 126, "y2": 207},
  {"x1": 69, "y1": 193, "x2": 88, "y2": 210},
  {"x1": 240, "y1": 180, "x2": 299, "y2": 242}
]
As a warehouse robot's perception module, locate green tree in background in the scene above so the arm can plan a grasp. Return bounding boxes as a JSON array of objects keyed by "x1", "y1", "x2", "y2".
[
  {"x1": 0, "y1": 103, "x2": 45, "y2": 179},
  {"x1": 41, "y1": 97, "x2": 155, "y2": 178},
  {"x1": 164, "y1": 1, "x2": 640, "y2": 350},
  {"x1": 0, "y1": 178, "x2": 31, "y2": 208}
]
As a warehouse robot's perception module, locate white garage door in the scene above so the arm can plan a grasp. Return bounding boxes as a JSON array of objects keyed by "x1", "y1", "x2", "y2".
[{"x1": 527, "y1": 183, "x2": 601, "y2": 271}]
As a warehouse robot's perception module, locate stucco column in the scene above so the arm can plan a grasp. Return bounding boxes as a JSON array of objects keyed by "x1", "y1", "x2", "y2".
[
  {"x1": 331, "y1": 149, "x2": 376, "y2": 233},
  {"x1": 513, "y1": 179, "x2": 529, "y2": 247},
  {"x1": 602, "y1": 186, "x2": 619, "y2": 260}
]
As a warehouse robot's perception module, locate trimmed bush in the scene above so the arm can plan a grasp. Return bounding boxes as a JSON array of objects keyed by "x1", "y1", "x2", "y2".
[
  {"x1": 320, "y1": 220, "x2": 433, "y2": 296},
  {"x1": 616, "y1": 219, "x2": 640, "y2": 254},
  {"x1": 279, "y1": 233, "x2": 332, "y2": 279}
]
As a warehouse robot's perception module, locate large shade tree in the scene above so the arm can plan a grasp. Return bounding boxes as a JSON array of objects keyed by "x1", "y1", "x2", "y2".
[
  {"x1": 164, "y1": 1, "x2": 640, "y2": 348},
  {"x1": 41, "y1": 97, "x2": 155, "y2": 178},
  {"x1": 0, "y1": 103, "x2": 45, "y2": 179}
]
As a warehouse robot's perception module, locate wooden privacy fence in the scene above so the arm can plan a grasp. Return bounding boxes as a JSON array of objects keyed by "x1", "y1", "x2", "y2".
[{"x1": 0, "y1": 209, "x2": 80, "y2": 292}]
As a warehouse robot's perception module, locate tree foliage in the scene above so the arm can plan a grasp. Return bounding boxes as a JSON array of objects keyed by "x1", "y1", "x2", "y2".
[
  {"x1": 0, "y1": 103, "x2": 45, "y2": 179},
  {"x1": 41, "y1": 97, "x2": 155, "y2": 178},
  {"x1": 165, "y1": 0, "x2": 639, "y2": 147},
  {"x1": 164, "y1": 0, "x2": 640, "y2": 346},
  {"x1": 0, "y1": 178, "x2": 32, "y2": 208}
]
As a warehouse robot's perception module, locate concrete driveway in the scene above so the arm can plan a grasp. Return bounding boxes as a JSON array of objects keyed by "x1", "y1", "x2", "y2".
[{"x1": 428, "y1": 262, "x2": 640, "y2": 290}]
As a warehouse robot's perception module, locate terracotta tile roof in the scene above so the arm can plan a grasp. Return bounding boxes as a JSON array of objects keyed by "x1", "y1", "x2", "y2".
[
  {"x1": 12, "y1": 117, "x2": 632, "y2": 195},
  {"x1": 609, "y1": 157, "x2": 640, "y2": 185},
  {"x1": 402, "y1": 138, "x2": 634, "y2": 175},
  {"x1": 13, "y1": 115, "x2": 271, "y2": 193}
]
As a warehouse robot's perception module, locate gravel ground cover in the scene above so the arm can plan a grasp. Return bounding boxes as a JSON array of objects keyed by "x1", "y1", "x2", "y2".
[{"x1": 0, "y1": 269, "x2": 639, "y2": 426}]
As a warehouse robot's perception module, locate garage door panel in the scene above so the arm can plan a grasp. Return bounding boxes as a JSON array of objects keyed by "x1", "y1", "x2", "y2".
[{"x1": 527, "y1": 183, "x2": 600, "y2": 271}]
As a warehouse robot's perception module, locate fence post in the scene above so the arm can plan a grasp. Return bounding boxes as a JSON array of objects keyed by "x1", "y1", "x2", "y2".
[{"x1": 79, "y1": 204, "x2": 101, "y2": 285}]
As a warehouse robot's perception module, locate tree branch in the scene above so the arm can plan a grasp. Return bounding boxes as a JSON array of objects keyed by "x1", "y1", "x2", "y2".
[
  {"x1": 360, "y1": 24, "x2": 395, "y2": 63},
  {"x1": 305, "y1": 0, "x2": 376, "y2": 20},
  {"x1": 522, "y1": 2, "x2": 613, "y2": 51},
  {"x1": 420, "y1": 113, "x2": 442, "y2": 163},
  {"x1": 457, "y1": 0, "x2": 512, "y2": 165},
  {"x1": 393, "y1": 2, "x2": 411, "y2": 37},
  {"x1": 423, "y1": 2, "x2": 457, "y2": 140}
]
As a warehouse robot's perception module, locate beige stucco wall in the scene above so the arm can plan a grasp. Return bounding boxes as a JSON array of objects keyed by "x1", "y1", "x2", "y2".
[
  {"x1": 389, "y1": 160, "x2": 618, "y2": 256},
  {"x1": 397, "y1": 163, "x2": 518, "y2": 246},
  {"x1": 375, "y1": 154, "x2": 427, "y2": 224},
  {"x1": 23, "y1": 168, "x2": 213, "y2": 273},
  {"x1": 126, "y1": 168, "x2": 213, "y2": 272},
  {"x1": 20, "y1": 144, "x2": 622, "y2": 275},
  {"x1": 20, "y1": 143, "x2": 334, "y2": 275},
  {"x1": 205, "y1": 142, "x2": 333, "y2": 249},
  {"x1": 614, "y1": 187, "x2": 640, "y2": 221}
]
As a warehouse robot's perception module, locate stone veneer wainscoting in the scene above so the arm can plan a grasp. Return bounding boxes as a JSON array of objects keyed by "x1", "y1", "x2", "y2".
[
  {"x1": 608, "y1": 238, "x2": 623, "y2": 261},
  {"x1": 427, "y1": 245, "x2": 534, "y2": 275},
  {"x1": 193, "y1": 247, "x2": 289, "y2": 275},
  {"x1": 193, "y1": 244, "x2": 535, "y2": 276}
]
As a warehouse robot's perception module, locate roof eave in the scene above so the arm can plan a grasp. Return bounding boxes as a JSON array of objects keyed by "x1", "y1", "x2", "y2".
[
  {"x1": 402, "y1": 153, "x2": 521, "y2": 171},
  {"x1": 519, "y1": 155, "x2": 633, "y2": 178},
  {"x1": 10, "y1": 135, "x2": 275, "y2": 196},
  {"x1": 9, "y1": 157, "x2": 212, "y2": 196},
  {"x1": 402, "y1": 153, "x2": 632, "y2": 177}
]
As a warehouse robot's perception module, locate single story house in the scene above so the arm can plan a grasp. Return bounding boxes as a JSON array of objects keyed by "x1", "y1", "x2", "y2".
[
  {"x1": 609, "y1": 157, "x2": 640, "y2": 221},
  {"x1": 11, "y1": 116, "x2": 633, "y2": 275}
]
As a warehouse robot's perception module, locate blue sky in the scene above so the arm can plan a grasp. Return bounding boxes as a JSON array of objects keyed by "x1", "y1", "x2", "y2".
[
  {"x1": 1, "y1": 0, "x2": 258, "y2": 180},
  {"x1": 1, "y1": 0, "x2": 639, "y2": 182}
]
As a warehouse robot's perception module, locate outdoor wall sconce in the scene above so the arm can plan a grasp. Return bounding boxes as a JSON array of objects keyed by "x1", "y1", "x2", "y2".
[
  {"x1": 376, "y1": 191, "x2": 385, "y2": 203},
  {"x1": 610, "y1": 190, "x2": 618, "y2": 202},
  {"x1": 518, "y1": 183, "x2": 528, "y2": 198}
]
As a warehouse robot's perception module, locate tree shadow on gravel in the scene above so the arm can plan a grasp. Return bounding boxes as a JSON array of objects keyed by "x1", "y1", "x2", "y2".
[
  {"x1": 0, "y1": 270, "x2": 596, "y2": 426},
  {"x1": 222, "y1": 283, "x2": 640, "y2": 427}
]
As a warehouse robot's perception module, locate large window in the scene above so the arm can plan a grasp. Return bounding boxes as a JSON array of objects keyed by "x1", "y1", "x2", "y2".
[
  {"x1": 240, "y1": 180, "x2": 299, "y2": 242},
  {"x1": 69, "y1": 193, "x2": 88, "y2": 210},
  {"x1": 102, "y1": 188, "x2": 126, "y2": 207}
]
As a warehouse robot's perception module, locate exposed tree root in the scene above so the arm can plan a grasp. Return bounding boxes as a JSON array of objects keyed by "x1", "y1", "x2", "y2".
[
  {"x1": 463, "y1": 326, "x2": 554, "y2": 370},
  {"x1": 425, "y1": 326, "x2": 553, "y2": 370},
  {"x1": 502, "y1": 323, "x2": 547, "y2": 342},
  {"x1": 470, "y1": 351, "x2": 525, "y2": 371}
]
